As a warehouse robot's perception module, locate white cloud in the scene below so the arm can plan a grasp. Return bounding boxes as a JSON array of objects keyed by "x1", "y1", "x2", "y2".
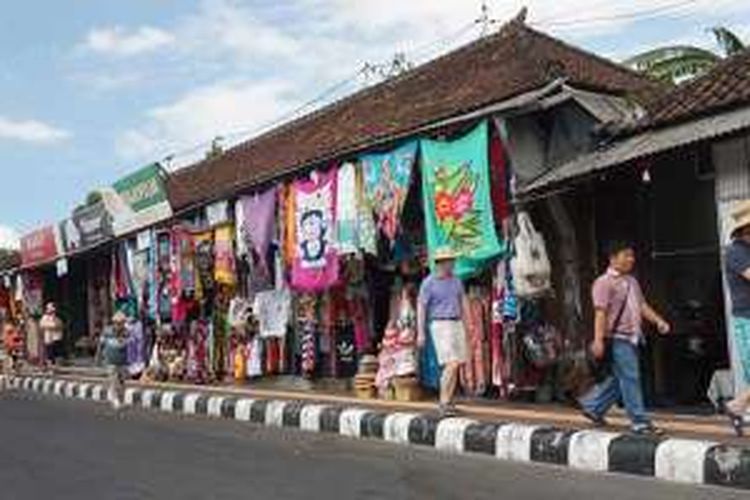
[
  {"x1": 85, "y1": 26, "x2": 174, "y2": 56},
  {"x1": 0, "y1": 116, "x2": 70, "y2": 144},
  {"x1": 0, "y1": 225, "x2": 19, "y2": 250},
  {"x1": 111, "y1": 0, "x2": 750, "y2": 166},
  {"x1": 116, "y1": 78, "x2": 299, "y2": 167}
]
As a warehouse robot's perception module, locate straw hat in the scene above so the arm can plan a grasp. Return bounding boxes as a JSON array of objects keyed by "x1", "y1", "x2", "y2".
[
  {"x1": 112, "y1": 311, "x2": 128, "y2": 324},
  {"x1": 730, "y1": 200, "x2": 750, "y2": 238},
  {"x1": 433, "y1": 246, "x2": 459, "y2": 262}
]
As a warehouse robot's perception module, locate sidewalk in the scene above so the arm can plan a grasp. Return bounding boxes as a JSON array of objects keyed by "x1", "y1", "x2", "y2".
[{"x1": 4, "y1": 372, "x2": 750, "y2": 491}]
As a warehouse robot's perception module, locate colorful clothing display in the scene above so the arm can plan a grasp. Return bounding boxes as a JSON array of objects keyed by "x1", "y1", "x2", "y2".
[
  {"x1": 420, "y1": 121, "x2": 503, "y2": 278},
  {"x1": 361, "y1": 141, "x2": 417, "y2": 245},
  {"x1": 290, "y1": 171, "x2": 339, "y2": 291}
]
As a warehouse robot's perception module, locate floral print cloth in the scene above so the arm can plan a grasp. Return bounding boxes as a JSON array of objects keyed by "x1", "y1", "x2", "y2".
[
  {"x1": 420, "y1": 121, "x2": 503, "y2": 279},
  {"x1": 361, "y1": 141, "x2": 417, "y2": 245}
]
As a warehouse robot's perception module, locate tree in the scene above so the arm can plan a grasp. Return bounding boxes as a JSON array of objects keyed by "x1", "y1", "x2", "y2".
[
  {"x1": 205, "y1": 136, "x2": 224, "y2": 161},
  {"x1": 625, "y1": 27, "x2": 746, "y2": 83}
]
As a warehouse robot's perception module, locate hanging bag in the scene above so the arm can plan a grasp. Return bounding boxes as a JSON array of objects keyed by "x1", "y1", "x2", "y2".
[{"x1": 510, "y1": 212, "x2": 552, "y2": 298}]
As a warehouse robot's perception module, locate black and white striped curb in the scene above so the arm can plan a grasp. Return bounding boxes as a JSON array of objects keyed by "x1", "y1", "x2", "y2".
[{"x1": 3, "y1": 375, "x2": 750, "y2": 490}]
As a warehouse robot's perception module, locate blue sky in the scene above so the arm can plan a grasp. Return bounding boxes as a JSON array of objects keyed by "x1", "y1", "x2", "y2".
[{"x1": 1, "y1": 0, "x2": 748, "y2": 247}]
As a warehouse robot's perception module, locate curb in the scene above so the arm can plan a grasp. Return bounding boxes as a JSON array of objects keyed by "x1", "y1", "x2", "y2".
[{"x1": 3, "y1": 375, "x2": 750, "y2": 491}]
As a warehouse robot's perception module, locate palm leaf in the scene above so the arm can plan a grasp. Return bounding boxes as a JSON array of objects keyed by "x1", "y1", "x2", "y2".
[
  {"x1": 711, "y1": 27, "x2": 746, "y2": 57},
  {"x1": 625, "y1": 45, "x2": 720, "y2": 82}
]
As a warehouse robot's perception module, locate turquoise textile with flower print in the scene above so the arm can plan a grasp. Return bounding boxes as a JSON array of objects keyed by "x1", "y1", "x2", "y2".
[{"x1": 420, "y1": 121, "x2": 503, "y2": 278}]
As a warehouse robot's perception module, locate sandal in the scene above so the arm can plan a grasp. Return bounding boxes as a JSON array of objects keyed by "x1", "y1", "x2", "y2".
[{"x1": 726, "y1": 408, "x2": 745, "y2": 437}]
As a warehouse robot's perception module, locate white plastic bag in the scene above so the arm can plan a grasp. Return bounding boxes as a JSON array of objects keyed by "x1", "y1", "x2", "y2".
[{"x1": 510, "y1": 212, "x2": 552, "y2": 298}]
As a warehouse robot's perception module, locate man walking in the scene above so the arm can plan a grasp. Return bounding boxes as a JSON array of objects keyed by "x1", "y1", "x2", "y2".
[
  {"x1": 579, "y1": 241, "x2": 671, "y2": 435},
  {"x1": 417, "y1": 247, "x2": 469, "y2": 417},
  {"x1": 723, "y1": 201, "x2": 750, "y2": 436},
  {"x1": 97, "y1": 311, "x2": 129, "y2": 411}
]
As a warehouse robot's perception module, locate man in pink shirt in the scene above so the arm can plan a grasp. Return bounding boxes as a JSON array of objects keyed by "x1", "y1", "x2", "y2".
[{"x1": 579, "y1": 241, "x2": 671, "y2": 435}]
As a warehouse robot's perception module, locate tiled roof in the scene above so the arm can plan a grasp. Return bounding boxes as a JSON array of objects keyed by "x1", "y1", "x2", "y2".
[
  {"x1": 166, "y1": 21, "x2": 664, "y2": 211},
  {"x1": 644, "y1": 49, "x2": 750, "y2": 129}
]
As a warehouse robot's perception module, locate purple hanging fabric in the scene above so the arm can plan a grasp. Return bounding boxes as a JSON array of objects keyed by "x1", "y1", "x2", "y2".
[{"x1": 239, "y1": 187, "x2": 277, "y2": 272}]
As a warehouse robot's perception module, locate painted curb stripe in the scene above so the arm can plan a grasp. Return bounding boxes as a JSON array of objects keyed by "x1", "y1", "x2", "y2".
[
  {"x1": 77, "y1": 383, "x2": 91, "y2": 400},
  {"x1": 250, "y1": 400, "x2": 269, "y2": 424},
  {"x1": 234, "y1": 399, "x2": 255, "y2": 421},
  {"x1": 300, "y1": 405, "x2": 328, "y2": 432},
  {"x1": 265, "y1": 401, "x2": 287, "y2": 428},
  {"x1": 207, "y1": 396, "x2": 226, "y2": 418},
  {"x1": 530, "y1": 428, "x2": 574, "y2": 465},
  {"x1": 496, "y1": 424, "x2": 539, "y2": 462},
  {"x1": 705, "y1": 445, "x2": 750, "y2": 489},
  {"x1": 655, "y1": 439, "x2": 717, "y2": 484},
  {"x1": 319, "y1": 407, "x2": 345, "y2": 434},
  {"x1": 282, "y1": 402, "x2": 306, "y2": 428},
  {"x1": 339, "y1": 408, "x2": 370, "y2": 438},
  {"x1": 464, "y1": 422, "x2": 501, "y2": 456},
  {"x1": 435, "y1": 418, "x2": 477, "y2": 453},
  {"x1": 221, "y1": 398, "x2": 237, "y2": 419},
  {"x1": 182, "y1": 393, "x2": 203, "y2": 415},
  {"x1": 608, "y1": 435, "x2": 661, "y2": 476},
  {"x1": 408, "y1": 415, "x2": 441, "y2": 446},
  {"x1": 384, "y1": 413, "x2": 419, "y2": 444},
  {"x1": 161, "y1": 392, "x2": 178, "y2": 412},
  {"x1": 568, "y1": 430, "x2": 620, "y2": 472},
  {"x1": 360, "y1": 412, "x2": 387, "y2": 439}
]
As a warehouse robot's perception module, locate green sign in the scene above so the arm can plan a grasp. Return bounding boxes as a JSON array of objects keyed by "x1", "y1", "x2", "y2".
[{"x1": 110, "y1": 163, "x2": 172, "y2": 236}]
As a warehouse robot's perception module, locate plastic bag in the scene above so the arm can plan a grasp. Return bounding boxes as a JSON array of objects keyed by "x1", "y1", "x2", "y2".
[{"x1": 510, "y1": 212, "x2": 552, "y2": 298}]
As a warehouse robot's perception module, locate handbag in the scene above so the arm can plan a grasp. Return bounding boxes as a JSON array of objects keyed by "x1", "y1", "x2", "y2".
[{"x1": 510, "y1": 212, "x2": 552, "y2": 298}]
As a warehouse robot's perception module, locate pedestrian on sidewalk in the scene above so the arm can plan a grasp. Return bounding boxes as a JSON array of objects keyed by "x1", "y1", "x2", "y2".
[
  {"x1": 3, "y1": 321, "x2": 24, "y2": 375},
  {"x1": 579, "y1": 241, "x2": 671, "y2": 435},
  {"x1": 96, "y1": 311, "x2": 129, "y2": 411},
  {"x1": 417, "y1": 247, "x2": 469, "y2": 417},
  {"x1": 723, "y1": 201, "x2": 750, "y2": 436},
  {"x1": 39, "y1": 303, "x2": 64, "y2": 371}
]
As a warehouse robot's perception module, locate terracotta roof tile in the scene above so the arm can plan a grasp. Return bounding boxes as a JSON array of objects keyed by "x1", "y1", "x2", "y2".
[
  {"x1": 644, "y1": 49, "x2": 750, "y2": 129},
  {"x1": 167, "y1": 22, "x2": 664, "y2": 211}
]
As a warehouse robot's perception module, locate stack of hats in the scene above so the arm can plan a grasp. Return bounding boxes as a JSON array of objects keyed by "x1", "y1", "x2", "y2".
[{"x1": 354, "y1": 354, "x2": 378, "y2": 399}]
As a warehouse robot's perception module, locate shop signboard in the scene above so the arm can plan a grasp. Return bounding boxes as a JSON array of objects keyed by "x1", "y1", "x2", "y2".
[
  {"x1": 109, "y1": 163, "x2": 172, "y2": 236},
  {"x1": 62, "y1": 200, "x2": 114, "y2": 252},
  {"x1": 20, "y1": 225, "x2": 60, "y2": 268}
]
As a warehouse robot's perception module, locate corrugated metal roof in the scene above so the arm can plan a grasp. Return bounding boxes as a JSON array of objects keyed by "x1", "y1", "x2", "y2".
[{"x1": 520, "y1": 104, "x2": 750, "y2": 195}]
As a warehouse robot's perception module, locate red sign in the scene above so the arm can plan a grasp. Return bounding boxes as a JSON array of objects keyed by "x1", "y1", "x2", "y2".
[{"x1": 20, "y1": 226, "x2": 59, "y2": 268}]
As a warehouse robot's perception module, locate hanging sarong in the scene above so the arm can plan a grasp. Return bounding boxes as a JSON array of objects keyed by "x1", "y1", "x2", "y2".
[
  {"x1": 336, "y1": 162, "x2": 360, "y2": 254},
  {"x1": 420, "y1": 121, "x2": 503, "y2": 278},
  {"x1": 213, "y1": 224, "x2": 236, "y2": 287},
  {"x1": 361, "y1": 141, "x2": 417, "y2": 245},
  {"x1": 290, "y1": 171, "x2": 339, "y2": 291}
]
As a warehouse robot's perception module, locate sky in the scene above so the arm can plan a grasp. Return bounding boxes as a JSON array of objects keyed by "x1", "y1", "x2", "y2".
[{"x1": 1, "y1": 0, "x2": 749, "y2": 249}]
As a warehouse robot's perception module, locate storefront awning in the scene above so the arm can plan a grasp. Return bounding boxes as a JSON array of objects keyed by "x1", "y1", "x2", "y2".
[{"x1": 519, "y1": 104, "x2": 750, "y2": 197}]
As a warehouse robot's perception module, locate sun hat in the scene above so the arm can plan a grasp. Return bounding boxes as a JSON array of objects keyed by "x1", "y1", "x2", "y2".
[
  {"x1": 730, "y1": 200, "x2": 750, "y2": 238},
  {"x1": 433, "y1": 246, "x2": 459, "y2": 262},
  {"x1": 112, "y1": 311, "x2": 128, "y2": 324}
]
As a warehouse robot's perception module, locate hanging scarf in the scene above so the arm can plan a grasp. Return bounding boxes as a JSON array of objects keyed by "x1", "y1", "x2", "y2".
[
  {"x1": 361, "y1": 141, "x2": 417, "y2": 245},
  {"x1": 213, "y1": 224, "x2": 236, "y2": 287},
  {"x1": 290, "y1": 171, "x2": 339, "y2": 291},
  {"x1": 237, "y1": 188, "x2": 277, "y2": 292},
  {"x1": 335, "y1": 162, "x2": 359, "y2": 254},
  {"x1": 355, "y1": 165, "x2": 377, "y2": 255},
  {"x1": 420, "y1": 121, "x2": 503, "y2": 278}
]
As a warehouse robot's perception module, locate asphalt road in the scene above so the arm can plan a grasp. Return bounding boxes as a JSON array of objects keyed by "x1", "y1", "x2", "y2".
[{"x1": 0, "y1": 391, "x2": 745, "y2": 500}]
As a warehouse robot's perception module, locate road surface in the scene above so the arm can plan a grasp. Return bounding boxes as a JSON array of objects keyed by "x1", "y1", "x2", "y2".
[{"x1": 0, "y1": 391, "x2": 743, "y2": 500}]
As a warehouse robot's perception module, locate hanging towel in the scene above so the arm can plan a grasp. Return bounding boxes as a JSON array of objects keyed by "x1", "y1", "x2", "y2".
[
  {"x1": 336, "y1": 162, "x2": 360, "y2": 254},
  {"x1": 420, "y1": 121, "x2": 503, "y2": 278},
  {"x1": 290, "y1": 170, "x2": 339, "y2": 291},
  {"x1": 361, "y1": 141, "x2": 417, "y2": 245}
]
